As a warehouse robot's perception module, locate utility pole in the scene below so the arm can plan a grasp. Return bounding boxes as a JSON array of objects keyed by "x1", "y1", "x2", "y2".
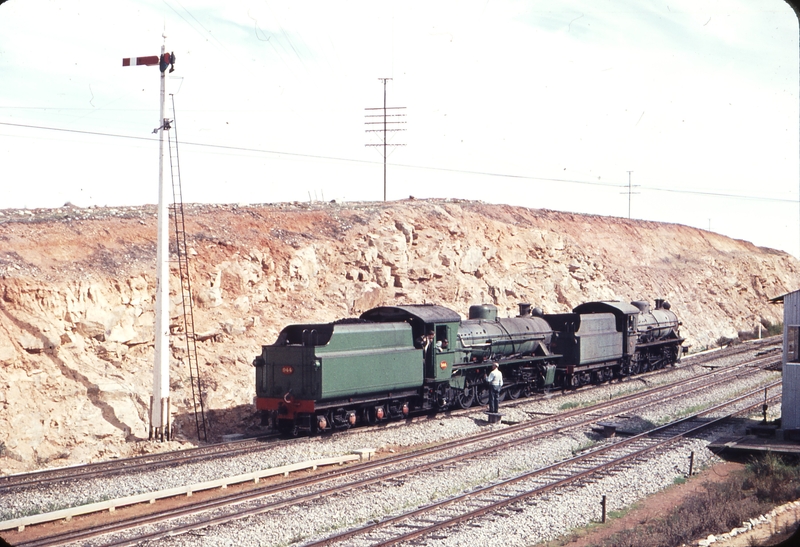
[
  {"x1": 622, "y1": 170, "x2": 639, "y2": 219},
  {"x1": 365, "y1": 78, "x2": 405, "y2": 201}
]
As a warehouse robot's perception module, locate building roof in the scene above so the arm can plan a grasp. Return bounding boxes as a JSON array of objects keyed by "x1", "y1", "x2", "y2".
[{"x1": 769, "y1": 289, "x2": 800, "y2": 304}]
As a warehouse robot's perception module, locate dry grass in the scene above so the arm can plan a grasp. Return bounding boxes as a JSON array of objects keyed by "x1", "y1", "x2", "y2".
[{"x1": 583, "y1": 454, "x2": 800, "y2": 547}]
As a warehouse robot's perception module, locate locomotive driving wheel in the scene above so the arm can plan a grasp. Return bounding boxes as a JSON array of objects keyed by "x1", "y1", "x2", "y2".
[
  {"x1": 456, "y1": 387, "x2": 475, "y2": 409},
  {"x1": 476, "y1": 386, "x2": 490, "y2": 406}
]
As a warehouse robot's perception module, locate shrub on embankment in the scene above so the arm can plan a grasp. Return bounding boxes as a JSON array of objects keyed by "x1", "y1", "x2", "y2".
[{"x1": 560, "y1": 453, "x2": 800, "y2": 547}]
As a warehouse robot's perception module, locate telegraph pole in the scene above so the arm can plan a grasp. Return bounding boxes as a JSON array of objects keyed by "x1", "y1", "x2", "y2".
[
  {"x1": 365, "y1": 78, "x2": 405, "y2": 201},
  {"x1": 622, "y1": 170, "x2": 639, "y2": 219},
  {"x1": 627, "y1": 171, "x2": 633, "y2": 218}
]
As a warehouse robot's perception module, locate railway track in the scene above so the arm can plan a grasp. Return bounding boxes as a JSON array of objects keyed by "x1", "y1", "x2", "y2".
[
  {"x1": 0, "y1": 434, "x2": 280, "y2": 494},
  {"x1": 1, "y1": 336, "x2": 777, "y2": 496},
  {"x1": 306, "y1": 390, "x2": 782, "y2": 546},
  {"x1": 5, "y1": 351, "x2": 780, "y2": 547}
]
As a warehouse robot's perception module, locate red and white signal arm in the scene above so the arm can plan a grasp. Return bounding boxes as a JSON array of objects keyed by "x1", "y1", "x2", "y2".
[
  {"x1": 122, "y1": 56, "x2": 160, "y2": 67},
  {"x1": 122, "y1": 53, "x2": 175, "y2": 73}
]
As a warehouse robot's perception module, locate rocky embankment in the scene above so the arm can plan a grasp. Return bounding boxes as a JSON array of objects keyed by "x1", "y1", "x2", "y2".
[{"x1": 0, "y1": 199, "x2": 797, "y2": 473}]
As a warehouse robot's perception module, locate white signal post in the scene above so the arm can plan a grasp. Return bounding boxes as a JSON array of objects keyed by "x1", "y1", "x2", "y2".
[{"x1": 123, "y1": 37, "x2": 175, "y2": 441}]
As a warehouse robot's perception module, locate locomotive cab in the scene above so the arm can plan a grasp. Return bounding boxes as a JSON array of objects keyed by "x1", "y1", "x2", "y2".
[{"x1": 360, "y1": 304, "x2": 461, "y2": 383}]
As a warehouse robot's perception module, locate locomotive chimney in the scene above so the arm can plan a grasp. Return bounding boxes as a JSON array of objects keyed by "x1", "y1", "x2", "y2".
[
  {"x1": 518, "y1": 303, "x2": 532, "y2": 317},
  {"x1": 655, "y1": 298, "x2": 665, "y2": 310}
]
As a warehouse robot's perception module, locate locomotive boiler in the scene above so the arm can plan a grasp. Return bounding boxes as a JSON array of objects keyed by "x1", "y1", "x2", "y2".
[{"x1": 254, "y1": 299, "x2": 685, "y2": 435}]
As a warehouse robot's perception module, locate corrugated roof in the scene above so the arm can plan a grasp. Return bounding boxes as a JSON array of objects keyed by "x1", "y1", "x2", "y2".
[{"x1": 769, "y1": 289, "x2": 800, "y2": 304}]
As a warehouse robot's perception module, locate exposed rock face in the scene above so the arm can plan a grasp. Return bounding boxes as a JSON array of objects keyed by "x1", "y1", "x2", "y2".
[{"x1": 0, "y1": 199, "x2": 797, "y2": 473}]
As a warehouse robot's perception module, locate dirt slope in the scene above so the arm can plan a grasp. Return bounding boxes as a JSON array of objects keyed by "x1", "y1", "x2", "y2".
[{"x1": 0, "y1": 199, "x2": 798, "y2": 473}]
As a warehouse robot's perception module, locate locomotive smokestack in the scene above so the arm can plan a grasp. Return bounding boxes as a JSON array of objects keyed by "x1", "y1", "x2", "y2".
[
  {"x1": 655, "y1": 298, "x2": 665, "y2": 310},
  {"x1": 518, "y1": 303, "x2": 532, "y2": 317}
]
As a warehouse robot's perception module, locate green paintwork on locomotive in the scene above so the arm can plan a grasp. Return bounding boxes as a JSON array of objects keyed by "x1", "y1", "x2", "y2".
[
  {"x1": 572, "y1": 313, "x2": 623, "y2": 364},
  {"x1": 546, "y1": 312, "x2": 622, "y2": 366},
  {"x1": 256, "y1": 322, "x2": 423, "y2": 402},
  {"x1": 429, "y1": 322, "x2": 459, "y2": 381}
]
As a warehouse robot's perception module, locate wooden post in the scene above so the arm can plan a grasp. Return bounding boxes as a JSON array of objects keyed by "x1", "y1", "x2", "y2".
[
  {"x1": 601, "y1": 495, "x2": 607, "y2": 523},
  {"x1": 689, "y1": 451, "x2": 695, "y2": 477}
]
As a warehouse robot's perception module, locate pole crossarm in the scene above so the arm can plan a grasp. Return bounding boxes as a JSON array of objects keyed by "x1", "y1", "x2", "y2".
[{"x1": 365, "y1": 78, "x2": 406, "y2": 201}]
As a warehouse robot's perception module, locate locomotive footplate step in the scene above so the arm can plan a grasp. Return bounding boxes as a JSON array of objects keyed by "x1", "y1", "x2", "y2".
[{"x1": 485, "y1": 412, "x2": 503, "y2": 424}]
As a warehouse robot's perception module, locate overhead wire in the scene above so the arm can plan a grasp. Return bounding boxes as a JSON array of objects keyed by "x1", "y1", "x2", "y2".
[
  {"x1": 264, "y1": 0, "x2": 308, "y2": 72},
  {"x1": 0, "y1": 120, "x2": 796, "y2": 205},
  {"x1": 162, "y1": 0, "x2": 230, "y2": 53},
  {"x1": 247, "y1": 8, "x2": 298, "y2": 79}
]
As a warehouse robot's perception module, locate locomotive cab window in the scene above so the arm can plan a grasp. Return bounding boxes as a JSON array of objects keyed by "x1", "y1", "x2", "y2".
[{"x1": 436, "y1": 325, "x2": 450, "y2": 351}]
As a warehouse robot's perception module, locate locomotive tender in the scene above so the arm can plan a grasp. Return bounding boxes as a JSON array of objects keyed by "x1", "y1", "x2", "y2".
[{"x1": 254, "y1": 299, "x2": 685, "y2": 435}]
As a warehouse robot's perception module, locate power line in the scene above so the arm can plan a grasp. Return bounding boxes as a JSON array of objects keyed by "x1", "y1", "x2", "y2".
[
  {"x1": 264, "y1": 0, "x2": 308, "y2": 72},
  {"x1": 1, "y1": 120, "x2": 797, "y2": 205},
  {"x1": 162, "y1": 0, "x2": 229, "y2": 53}
]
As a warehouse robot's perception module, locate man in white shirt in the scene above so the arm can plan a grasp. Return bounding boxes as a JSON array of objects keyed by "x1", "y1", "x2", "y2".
[{"x1": 487, "y1": 362, "x2": 503, "y2": 413}]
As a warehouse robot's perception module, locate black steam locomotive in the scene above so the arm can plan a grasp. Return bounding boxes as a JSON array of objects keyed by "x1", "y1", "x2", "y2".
[{"x1": 254, "y1": 299, "x2": 685, "y2": 435}]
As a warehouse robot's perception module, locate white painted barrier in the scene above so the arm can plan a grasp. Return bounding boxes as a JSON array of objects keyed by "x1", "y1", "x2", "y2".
[{"x1": 1, "y1": 453, "x2": 365, "y2": 532}]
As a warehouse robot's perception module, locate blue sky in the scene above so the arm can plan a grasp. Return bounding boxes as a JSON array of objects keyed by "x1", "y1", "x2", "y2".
[{"x1": 1, "y1": 0, "x2": 799, "y2": 256}]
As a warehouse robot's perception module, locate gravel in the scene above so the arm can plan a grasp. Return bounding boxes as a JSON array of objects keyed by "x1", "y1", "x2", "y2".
[{"x1": 0, "y1": 346, "x2": 780, "y2": 546}]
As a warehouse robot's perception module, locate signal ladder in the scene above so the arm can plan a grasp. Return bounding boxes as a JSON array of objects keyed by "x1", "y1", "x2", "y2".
[{"x1": 165, "y1": 95, "x2": 208, "y2": 442}]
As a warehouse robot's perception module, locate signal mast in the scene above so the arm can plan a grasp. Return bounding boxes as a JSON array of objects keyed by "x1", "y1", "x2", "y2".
[{"x1": 122, "y1": 37, "x2": 176, "y2": 441}]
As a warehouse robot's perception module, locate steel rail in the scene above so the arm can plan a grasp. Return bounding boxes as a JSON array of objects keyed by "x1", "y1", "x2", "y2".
[
  {"x1": 2, "y1": 338, "x2": 776, "y2": 494},
  {"x1": 304, "y1": 388, "x2": 782, "y2": 546},
  {"x1": 0, "y1": 434, "x2": 280, "y2": 494},
  {"x1": 11, "y1": 362, "x2": 779, "y2": 547}
]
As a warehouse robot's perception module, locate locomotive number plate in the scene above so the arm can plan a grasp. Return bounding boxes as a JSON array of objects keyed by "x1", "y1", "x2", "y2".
[{"x1": 281, "y1": 366, "x2": 294, "y2": 375}]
